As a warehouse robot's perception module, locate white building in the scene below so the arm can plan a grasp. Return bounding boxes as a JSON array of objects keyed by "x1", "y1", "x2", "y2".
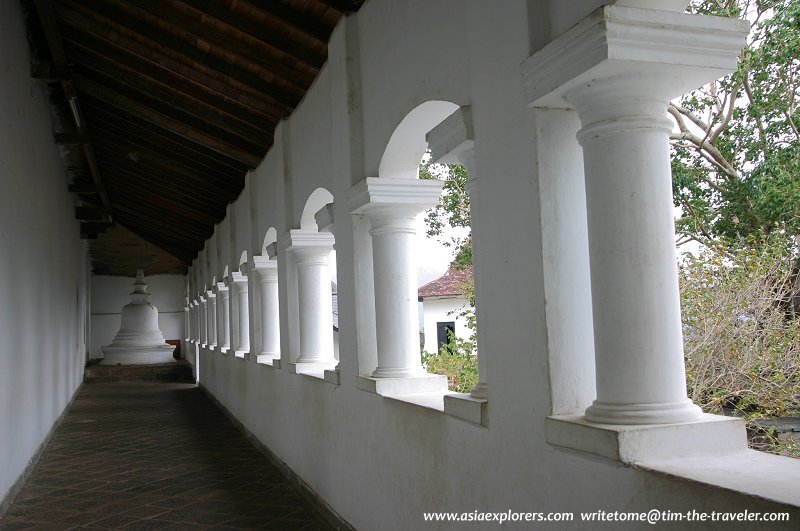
[
  {"x1": 419, "y1": 266, "x2": 474, "y2": 354},
  {"x1": 3, "y1": 0, "x2": 799, "y2": 528}
]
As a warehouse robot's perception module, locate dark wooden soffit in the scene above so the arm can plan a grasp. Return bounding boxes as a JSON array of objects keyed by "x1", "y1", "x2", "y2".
[{"x1": 22, "y1": 0, "x2": 364, "y2": 275}]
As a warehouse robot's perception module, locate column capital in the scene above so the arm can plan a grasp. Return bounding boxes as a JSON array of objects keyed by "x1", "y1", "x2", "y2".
[
  {"x1": 213, "y1": 281, "x2": 228, "y2": 295},
  {"x1": 229, "y1": 270, "x2": 249, "y2": 286},
  {"x1": 281, "y1": 230, "x2": 335, "y2": 265},
  {"x1": 250, "y1": 256, "x2": 279, "y2": 279},
  {"x1": 522, "y1": 5, "x2": 748, "y2": 109},
  {"x1": 348, "y1": 177, "x2": 444, "y2": 219},
  {"x1": 281, "y1": 229, "x2": 335, "y2": 251},
  {"x1": 250, "y1": 255, "x2": 278, "y2": 269}
]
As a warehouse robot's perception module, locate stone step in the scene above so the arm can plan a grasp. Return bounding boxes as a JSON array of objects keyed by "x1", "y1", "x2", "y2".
[{"x1": 84, "y1": 360, "x2": 194, "y2": 383}]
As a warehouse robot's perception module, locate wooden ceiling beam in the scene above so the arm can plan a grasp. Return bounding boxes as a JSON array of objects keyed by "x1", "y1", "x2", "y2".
[
  {"x1": 108, "y1": 219, "x2": 198, "y2": 263},
  {"x1": 59, "y1": 0, "x2": 306, "y2": 108},
  {"x1": 241, "y1": 0, "x2": 333, "y2": 44},
  {"x1": 74, "y1": 70, "x2": 269, "y2": 155},
  {"x1": 175, "y1": 0, "x2": 326, "y2": 68},
  {"x1": 31, "y1": 0, "x2": 113, "y2": 213},
  {"x1": 315, "y1": 0, "x2": 363, "y2": 14},
  {"x1": 100, "y1": 168, "x2": 227, "y2": 224},
  {"x1": 60, "y1": 33, "x2": 278, "y2": 134},
  {"x1": 56, "y1": 4, "x2": 296, "y2": 120},
  {"x1": 80, "y1": 97, "x2": 250, "y2": 174},
  {"x1": 75, "y1": 76, "x2": 264, "y2": 168},
  {"x1": 111, "y1": 213, "x2": 207, "y2": 251},
  {"x1": 88, "y1": 126, "x2": 240, "y2": 193},
  {"x1": 111, "y1": 207, "x2": 208, "y2": 249},
  {"x1": 94, "y1": 152, "x2": 237, "y2": 211}
]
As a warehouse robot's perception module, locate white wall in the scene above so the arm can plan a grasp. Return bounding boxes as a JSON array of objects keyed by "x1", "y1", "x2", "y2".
[
  {"x1": 0, "y1": 0, "x2": 89, "y2": 507},
  {"x1": 187, "y1": 0, "x2": 800, "y2": 528},
  {"x1": 90, "y1": 275, "x2": 186, "y2": 360},
  {"x1": 421, "y1": 297, "x2": 473, "y2": 355}
]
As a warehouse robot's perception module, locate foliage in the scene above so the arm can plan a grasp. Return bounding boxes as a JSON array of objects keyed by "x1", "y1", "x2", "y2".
[
  {"x1": 419, "y1": 154, "x2": 472, "y2": 268},
  {"x1": 680, "y1": 240, "x2": 800, "y2": 456},
  {"x1": 422, "y1": 337, "x2": 478, "y2": 393},
  {"x1": 419, "y1": 153, "x2": 479, "y2": 391},
  {"x1": 672, "y1": 0, "x2": 800, "y2": 248}
]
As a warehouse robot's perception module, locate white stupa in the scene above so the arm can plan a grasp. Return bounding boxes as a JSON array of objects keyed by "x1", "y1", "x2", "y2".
[{"x1": 101, "y1": 270, "x2": 176, "y2": 365}]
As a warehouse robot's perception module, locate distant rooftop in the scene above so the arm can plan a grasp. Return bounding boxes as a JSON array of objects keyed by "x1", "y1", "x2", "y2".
[{"x1": 418, "y1": 266, "x2": 473, "y2": 298}]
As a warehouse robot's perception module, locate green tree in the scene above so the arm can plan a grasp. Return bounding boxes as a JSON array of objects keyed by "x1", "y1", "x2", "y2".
[
  {"x1": 671, "y1": 0, "x2": 800, "y2": 249},
  {"x1": 419, "y1": 154, "x2": 473, "y2": 269}
]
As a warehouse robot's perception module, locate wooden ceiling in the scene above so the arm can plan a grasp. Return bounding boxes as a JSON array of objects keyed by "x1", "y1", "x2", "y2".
[{"x1": 22, "y1": 0, "x2": 364, "y2": 275}]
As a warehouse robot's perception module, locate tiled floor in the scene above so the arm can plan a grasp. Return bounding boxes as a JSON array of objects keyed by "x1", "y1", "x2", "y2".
[{"x1": 0, "y1": 383, "x2": 332, "y2": 530}]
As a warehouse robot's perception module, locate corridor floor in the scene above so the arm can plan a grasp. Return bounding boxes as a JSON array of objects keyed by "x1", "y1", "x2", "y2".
[{"x1": 0, "y1": 383, "x2": 333, "y2": 530}]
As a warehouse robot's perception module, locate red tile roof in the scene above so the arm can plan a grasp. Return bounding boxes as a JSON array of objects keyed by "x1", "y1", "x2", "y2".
[{"x1": 418, "y1": 265, "x2": 473, "y2": 298}]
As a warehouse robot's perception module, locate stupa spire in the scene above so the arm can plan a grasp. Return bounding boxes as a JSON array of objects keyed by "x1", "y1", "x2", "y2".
[{"x1": 101, "y1": 270, "x2": 176, "y2": 365}]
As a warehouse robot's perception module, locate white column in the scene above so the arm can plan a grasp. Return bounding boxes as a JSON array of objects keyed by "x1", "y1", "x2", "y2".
[
  {"x1": 194, "y1": 300, "x2": 201, "y2": 344},
  {"x1": 207, "y1": 290, "x2": 217, "y2": 348},
  {"x1": 215, "y1": 282, "x2": 230, "y2": 352},
  {"x1": 350, "y1": 178, "x2": 444, "y2": 378},
  {"x1": 463, "y1": 172, "x2": 488, "y2": 399},
  {"x1": 190, "y1": 301, "x2": 197, "y2": 343},
  {"x1": 231, "y1": 271, "x2": 250, "y2": 355},
  {"x1": 569, "y1": 76, "x2": 702, "y2": 424},
  {"x1": 285, "y1": 231, "x2": 335, "y2": 364},
  {"x1": 523, "y1": 6, "x2": 747, "y2": 424},
  {"x1": 252, "y1": 256, "x2": 280, "y2": 362},
  {"x1": 183, "y1": 298, "x2": 190, "y2": 342},
  {"x1": 200, "y1": 296, "x2": 208, "y2": 347}
]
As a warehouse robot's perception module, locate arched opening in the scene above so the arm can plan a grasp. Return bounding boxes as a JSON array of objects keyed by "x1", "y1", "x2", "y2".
[{"x1": 379, "y1": 100, "x2": 459, "y2": 180}]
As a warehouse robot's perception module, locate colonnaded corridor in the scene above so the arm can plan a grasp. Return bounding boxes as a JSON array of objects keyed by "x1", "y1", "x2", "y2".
[{"x1": 0, "y1": 382, "x2": 332, "y2": 530}]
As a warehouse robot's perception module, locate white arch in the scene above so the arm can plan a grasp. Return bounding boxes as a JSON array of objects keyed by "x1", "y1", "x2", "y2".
[
  {"x1": 262, "y1": 227, "x2": 277, "y2": 256},
  {"x1": 300, "y1": 188, "x2": 334, "y2": 230},
  {"x1": 223, "y1": 265, "x2": 229, "y2": 278},
  {"x1": 379, "y1": 100, "x2": 459, "y2": 180},
  {"x1": 239, "y1": 251, "x2": 248, "y2": 266}
]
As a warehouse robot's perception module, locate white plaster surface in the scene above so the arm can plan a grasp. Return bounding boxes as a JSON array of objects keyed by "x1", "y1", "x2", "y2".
[
  {"x1": 181, "y1": 0, "x2": 799, "y2": 527},
  {"x1": 0, "y1": 0, "x2": 88, "y2": 506},
  {"x1": 90, "y1": 275, "x2": 185, "y2": 360}
]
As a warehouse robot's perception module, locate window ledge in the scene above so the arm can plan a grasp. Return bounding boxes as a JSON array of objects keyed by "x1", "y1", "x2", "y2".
[
  {"x1": 640, "y1": 449, "x2": 800, "y2": 508},
  {"x1": 323, "y1": 369, "x2": 340, "y2": 385},
  {"x1": 254, "y1": 354, "x2": 280, "y2": 367},
  {"x1": 289, "y1": 362, "x2": 339, "y2": 384},
  {"x1": 546, "y1": 413, "x2": 746, "y2": 463},
  {"x1": 358, "y1": 375, "x2": 488, "y2": 423},
  {"x1": 444, "y1": 393, "x2": 488, "y2": 426}
]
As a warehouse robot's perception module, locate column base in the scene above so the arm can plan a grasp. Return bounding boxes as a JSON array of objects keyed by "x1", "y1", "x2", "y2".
[
  {"x1": 585, "y1": 399, "x2": 703, "y2": 425},
  {"x1": 357, "y1": 374, "x2": 448, "y2": 396},
  {"x1": 546, "y1": 413, "x2": 746, "y2": 464},
  {"x1": 469, "y1": 382, "x2": 488, "y2": 400},
  {"x1": 234, "y1": 350, "x2": 248, "y2": 359},
  {"x1": 371, "y1": 366, "x2": 429, "y2": 379}
]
